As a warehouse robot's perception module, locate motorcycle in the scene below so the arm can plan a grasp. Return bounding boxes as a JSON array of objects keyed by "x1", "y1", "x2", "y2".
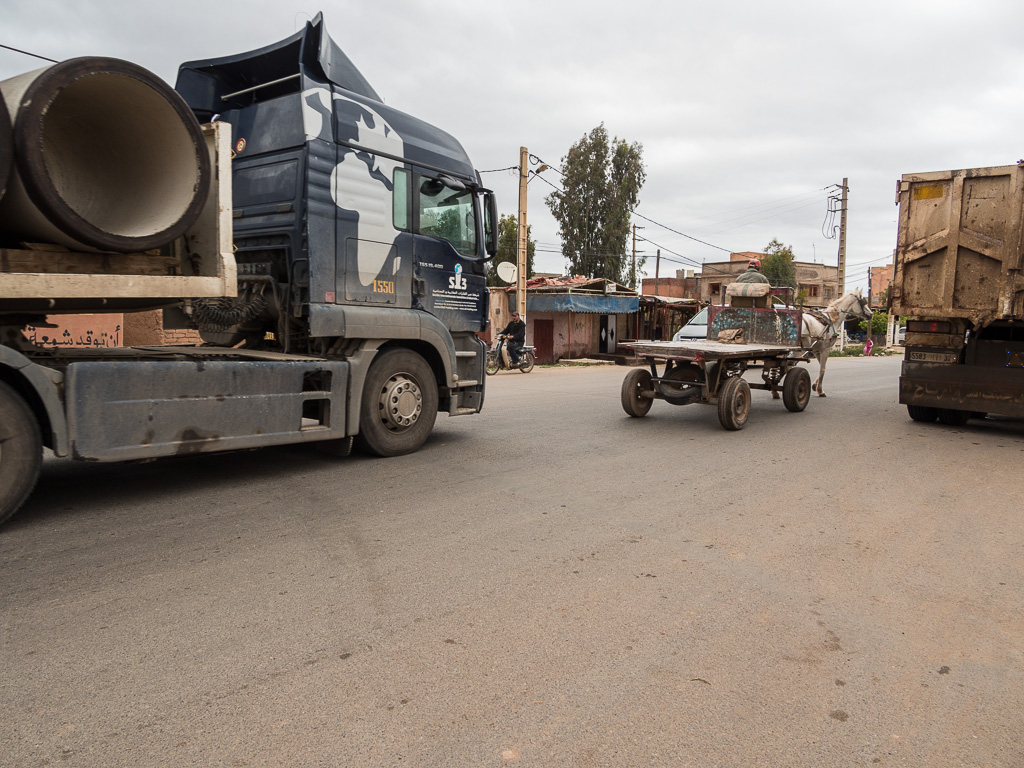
[{"x1": 485, "y1": 335, "x2": 536, "y2": 375}]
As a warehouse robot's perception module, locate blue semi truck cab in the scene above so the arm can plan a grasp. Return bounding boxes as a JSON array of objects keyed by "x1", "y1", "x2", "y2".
[{"x1": 0, "y1": 15, "x2": 495, "y2": 526}]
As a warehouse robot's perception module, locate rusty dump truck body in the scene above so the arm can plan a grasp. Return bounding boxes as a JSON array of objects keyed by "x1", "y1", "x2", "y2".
[{"x1": 893, "y1": 164, "x2": 1024, "y2": 421}]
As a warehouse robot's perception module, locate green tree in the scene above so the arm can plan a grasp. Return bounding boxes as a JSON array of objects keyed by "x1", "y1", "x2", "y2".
[
  {"x1": 545, "y1": 123, "x2": 646, "y2": 283},
  {"x1": 761, "y1": 238, "x2": 798, "y2": 288},
  {"x1": 859, "y1": 312, "x2": 885, "y2": 336},
  {"x1": 486, "y1": 214, "x2": 535, "y2": 287}
]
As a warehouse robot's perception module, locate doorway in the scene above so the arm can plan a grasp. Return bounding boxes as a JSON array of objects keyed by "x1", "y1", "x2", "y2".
[{"x1": 533, "y1": 319, "x2": 554, "y2": 364}]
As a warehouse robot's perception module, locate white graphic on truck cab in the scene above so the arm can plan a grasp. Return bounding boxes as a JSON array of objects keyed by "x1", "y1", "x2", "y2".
[{"x1": 303, "y1": 88, "x2": 404, "y2": 290}]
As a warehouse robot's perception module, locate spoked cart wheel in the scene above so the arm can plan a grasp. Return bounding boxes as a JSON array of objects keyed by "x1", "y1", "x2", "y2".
[{"x1": 621, "y1": 368, "x2": 654, "y2": 417}]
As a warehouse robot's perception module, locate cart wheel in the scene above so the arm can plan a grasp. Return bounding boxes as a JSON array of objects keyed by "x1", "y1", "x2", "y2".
[
  {"x1": 717, "y1": 376, "x2": 750, "y2": 430},
  {"x1": 659, "y1": 363, "x2": 701, "y2": 405},
  {"x1": 782, "y1": 366, "x2": 811, "y2": 412},
  {"x1": 621, "y1": 368, "x2": 653, "y2": 417},
  {"x1": 907, "y1": 404, "x2": 938, "y2": 422}
]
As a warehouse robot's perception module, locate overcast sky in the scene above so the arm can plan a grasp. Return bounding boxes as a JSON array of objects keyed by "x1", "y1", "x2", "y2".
[{"x1": 4, "y1": 0, "x2": 1024, "y2": 294}]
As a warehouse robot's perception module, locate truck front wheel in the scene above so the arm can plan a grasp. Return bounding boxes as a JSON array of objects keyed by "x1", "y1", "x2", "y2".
[
  {"x1": 355, "y1": 349, "x2": 439, "y2": 457},
  {"x1": 0, "y1": 381, "x2": 43, "y2": 526}
]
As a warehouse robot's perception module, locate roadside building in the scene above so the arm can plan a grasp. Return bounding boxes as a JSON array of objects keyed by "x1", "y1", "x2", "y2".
[
  {"x1": 694, "y1": 252, "x2": 839, "y2": 307},
  {"x1": 869, "y1": 263, "x2": 894, "y2": 308},
  {"x1": 487, "y1": 277, "x2": 639, "y2": 364}
]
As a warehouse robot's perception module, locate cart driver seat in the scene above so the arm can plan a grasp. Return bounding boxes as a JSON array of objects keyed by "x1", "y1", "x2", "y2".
[{"x1": 726, "y1": 282, "x2": 772, "y2": 308}]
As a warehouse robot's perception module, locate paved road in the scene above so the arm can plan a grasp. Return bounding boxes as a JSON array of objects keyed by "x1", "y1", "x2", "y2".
[{"x1": 2, "y1": 356, "x2": 1022, "y2": 767}]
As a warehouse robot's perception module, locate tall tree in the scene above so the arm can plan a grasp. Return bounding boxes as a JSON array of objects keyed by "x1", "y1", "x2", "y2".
[
  {"x1": 545, "y1": 124, "x2": 646, "y2": 283},
  {"x1": 761, "y1": 237, "x2": 798, "y2": 288},
  {"x1": 486, "y1": 214, "x2": 535, "y2": 287}
]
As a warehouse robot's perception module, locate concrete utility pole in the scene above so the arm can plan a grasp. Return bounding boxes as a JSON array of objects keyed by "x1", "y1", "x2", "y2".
[
  {"x1": 631, "y1": 224, "x2": 644, "y2": 290},
  {"x1": 837, "y1": 177, "x2": 848, "y2": 294},
  {"x1": 516, "y1": 147, "x2": 529, "y2": 318}
]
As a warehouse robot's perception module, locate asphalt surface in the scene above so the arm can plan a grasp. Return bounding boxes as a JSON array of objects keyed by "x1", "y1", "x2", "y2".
[{"x1": 2, "y1": 355, "x2": 1022, "y2": 767}]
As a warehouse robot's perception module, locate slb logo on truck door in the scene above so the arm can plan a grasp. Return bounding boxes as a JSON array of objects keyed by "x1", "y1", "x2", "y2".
[{"x1": 449, "y1": 263, "x2": 467, "y2": 291}]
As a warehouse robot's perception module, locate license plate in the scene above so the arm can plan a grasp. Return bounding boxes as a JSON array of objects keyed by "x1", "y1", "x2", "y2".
[{"x1": 909, "y1": 350, "x2": 958, "y2": 364}]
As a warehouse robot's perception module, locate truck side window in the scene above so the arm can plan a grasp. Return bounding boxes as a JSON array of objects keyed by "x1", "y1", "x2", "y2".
[
  {"x1": 417, "y1": 176, "x2": 477, "y2": 257},
  {"x1": 393, "y1": 168, "x2": 410, "y2": 231}
]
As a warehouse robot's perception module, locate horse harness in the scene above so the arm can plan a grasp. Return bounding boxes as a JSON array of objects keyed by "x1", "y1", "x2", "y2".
[{"x1": 805, "y1": 308, "x2": 840, "y2": 344}]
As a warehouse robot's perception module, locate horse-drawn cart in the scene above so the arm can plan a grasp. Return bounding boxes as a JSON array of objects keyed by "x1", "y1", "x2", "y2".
[{"x1": 620, "y1": 286, "x2": 814, "y2": 430}]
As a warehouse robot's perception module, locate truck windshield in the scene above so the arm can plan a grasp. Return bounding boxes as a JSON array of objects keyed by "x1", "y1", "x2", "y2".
[{"x1": 418, "y1": 177, "x2": 477, "y2": 257}]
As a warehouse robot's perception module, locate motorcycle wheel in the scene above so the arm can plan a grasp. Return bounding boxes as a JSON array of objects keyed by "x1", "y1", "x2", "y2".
[
  {"x1": 485, "y1": 352, "x2": 499, "y2": 376},
  {"x1": 518, "y1": 351, "x2": 535, "y2": 373}
]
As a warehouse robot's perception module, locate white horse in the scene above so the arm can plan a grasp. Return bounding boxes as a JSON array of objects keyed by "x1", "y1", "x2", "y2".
[{"x1": 799, "y1": 290, "x2": 874, "y2": 397}]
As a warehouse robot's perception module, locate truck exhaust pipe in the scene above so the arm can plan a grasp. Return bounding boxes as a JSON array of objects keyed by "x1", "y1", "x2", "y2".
[{"x1": 0, "y1": 57, "x2": 209, "y2": 253}]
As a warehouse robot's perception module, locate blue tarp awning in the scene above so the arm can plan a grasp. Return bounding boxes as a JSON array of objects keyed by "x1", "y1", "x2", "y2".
[{"x1": 526, "y1": 293, "x2": 639, "y2": 314}]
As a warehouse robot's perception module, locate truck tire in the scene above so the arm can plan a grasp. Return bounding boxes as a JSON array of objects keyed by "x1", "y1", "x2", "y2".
[
  {"x1": 782, "y1": 367, "x2": 811, "y2": 412},
  {"x1": 621, "y1": 368, "x2": 653, "y2": 417},
  {"x1": 907, "y1": 404, "x2": 938, "y2": 423},
  {"x1": 938, "y1": 408, "x2": 971, "y2": 426},
  {"x1": 355, "y1": 349, "x2": 439, "y2": 457},
  {"x1": 717, "y1": 376, "x2": 751, "y2": 430},
  {"x1": 0, "y1": 382, "x2": 43, "y2": 526},
  {"x1": 658, "y1": 363, "x2": 702, "y2": 405}
]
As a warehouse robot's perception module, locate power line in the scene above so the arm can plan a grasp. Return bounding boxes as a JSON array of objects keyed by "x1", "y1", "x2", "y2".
[
  {"x1": 701, "y1": 197, "x2": 830, "y2": 235},
  {"x1": 671, "y1": 188, "x2": 832, "y2": 230},
  {"x1": 0, "y1": 43, "x2": 58, "y2": 64},
  {"x1": 530, "y1": 159, "x2": 736, "y2": 254}
]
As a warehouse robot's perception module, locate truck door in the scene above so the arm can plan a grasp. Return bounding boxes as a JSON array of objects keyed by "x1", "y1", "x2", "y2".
[{"x1": 412, "y1": 173, "x2": 486, "y2": 332}]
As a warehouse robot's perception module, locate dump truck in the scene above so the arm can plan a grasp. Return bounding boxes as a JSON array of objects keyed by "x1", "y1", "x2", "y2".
[
  {"x1": 892, "y1": 163, "x2": 1024, "y2": 424},
  {"x1": 0, "y1": 14, "x2": 495, "y2": 525}
]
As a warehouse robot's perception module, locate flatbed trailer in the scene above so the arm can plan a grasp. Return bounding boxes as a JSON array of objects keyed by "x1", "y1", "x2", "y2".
[{"x1": 620, "y1": 308, "x2": 814, "y2": 430}]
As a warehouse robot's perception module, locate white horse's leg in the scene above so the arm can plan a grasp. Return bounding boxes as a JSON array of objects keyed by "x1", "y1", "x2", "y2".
[{"x1": 814, "y1": 345, "x2": 829, "y2": 396}]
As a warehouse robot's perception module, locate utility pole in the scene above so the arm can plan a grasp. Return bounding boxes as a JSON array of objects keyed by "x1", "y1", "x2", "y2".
[
  {"x1": 516, "y1": 146, "x2": 529, "y2": 318},
  {"x1": 631, "y1": 224, "x2": 644, "y2": 290},
  {"x1": 837, "y1": 177, "x2": 848, "y2": 294},
  {"x1": 654, "y1": 249, "x2": 661, "y2": 297}
]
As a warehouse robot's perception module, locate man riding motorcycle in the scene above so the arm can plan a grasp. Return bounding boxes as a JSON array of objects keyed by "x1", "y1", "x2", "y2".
[{"x1": 498, "y1": 310, "x2": 526, "y2": 366}]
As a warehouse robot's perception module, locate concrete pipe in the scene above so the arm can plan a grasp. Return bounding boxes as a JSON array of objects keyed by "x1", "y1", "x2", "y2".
[
  {"x1": 0, "y1": 95, "x2": 11, "y2": 203},
  {"x1": 0, "y1": 57, "x2": 209, "y2": 253}
]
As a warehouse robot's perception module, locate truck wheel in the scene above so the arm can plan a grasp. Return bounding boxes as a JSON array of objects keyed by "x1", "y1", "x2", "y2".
[
  {"x1": 0, "y1": 382, "x2": 43, "y2": 526},
  {"x1": 518, "y1": 351, "x2": 535, "y2": 373},
  {"x1": 782, "y1": 367, "x2": 811, "y2": 412},
  {"x1": 485, "y1": 352, "x2": 499, "y2": 376},
  {"x1": 621, "y1": 368, "x2": 653, "y2": 417},
  {"x1": 907, "y1": 404, "x2": 938, "y2": 422},
  {"x1": 717, "y1": 376, "x2": 751, "y2": 430},
  {"x1": 355, "y1": 349, "x2": 439, "y2": 457},
  {"x1": 938, "y1": 408, "x2": 971, "y2": 426}
]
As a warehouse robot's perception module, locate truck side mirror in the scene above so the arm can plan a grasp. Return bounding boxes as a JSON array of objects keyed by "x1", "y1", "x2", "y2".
[{"x1": 484, "y1": 191, "x2": 499, "y2": 257}]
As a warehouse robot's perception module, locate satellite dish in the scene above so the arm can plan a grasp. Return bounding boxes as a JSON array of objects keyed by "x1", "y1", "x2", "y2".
[{"x1": 496, "y1": 261, "x2": 518, "y2": 284}]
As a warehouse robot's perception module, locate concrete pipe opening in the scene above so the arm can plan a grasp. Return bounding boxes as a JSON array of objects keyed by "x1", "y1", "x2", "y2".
[{"x1": 8, "y1": 57, "x2": 209, "y2": 253}]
